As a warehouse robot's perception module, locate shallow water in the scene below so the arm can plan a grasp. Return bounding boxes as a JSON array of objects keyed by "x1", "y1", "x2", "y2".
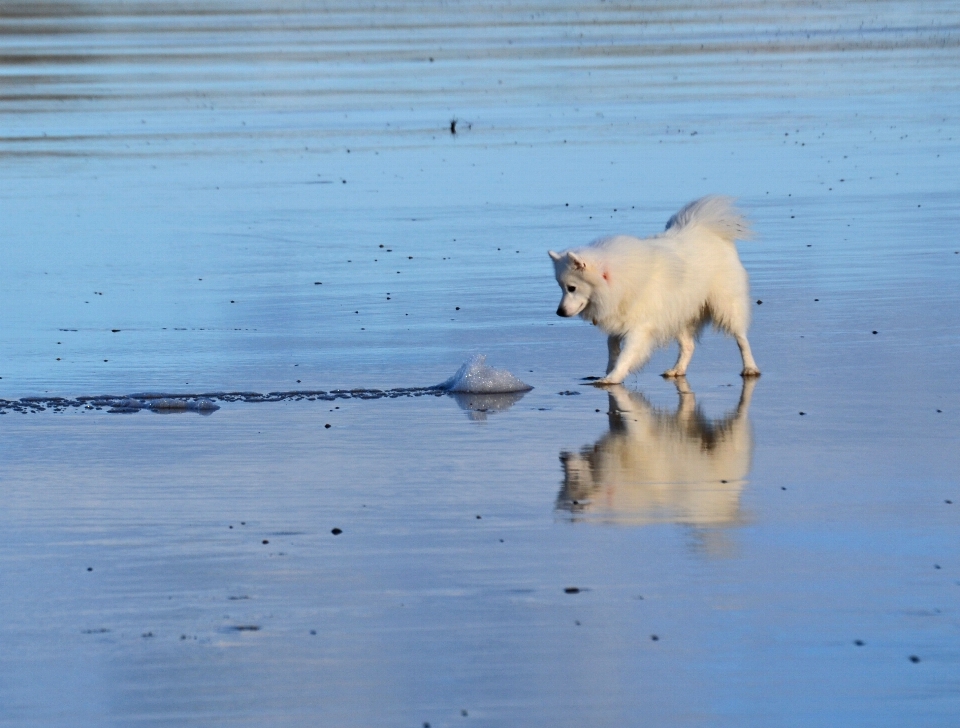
[{"x1": 2, "y1": 2, "x2": 960, "y2": 725}]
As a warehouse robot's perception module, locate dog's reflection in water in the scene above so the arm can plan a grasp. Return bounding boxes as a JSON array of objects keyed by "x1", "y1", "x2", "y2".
[{"x1": 558, "y1": 378, "x2": 756, "y2": 530}]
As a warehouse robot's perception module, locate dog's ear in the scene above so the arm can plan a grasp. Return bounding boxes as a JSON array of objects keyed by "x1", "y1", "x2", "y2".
[
  {"x1": 568, "y1": 252, "x2": 587, "y2": 270},
  {"x1": 548, "y1": 250, "x2": 562, "y2": 261}
]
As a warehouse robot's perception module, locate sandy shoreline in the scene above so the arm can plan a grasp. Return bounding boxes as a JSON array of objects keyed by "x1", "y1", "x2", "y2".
[{"x1": 2, "y1": 1, "x2": 959, "y2": 725}]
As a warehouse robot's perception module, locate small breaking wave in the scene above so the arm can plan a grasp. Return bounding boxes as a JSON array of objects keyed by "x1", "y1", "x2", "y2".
[
  {"x1": 435, "y1": 354, "x2": 533, "y2": 394},
  {"x1": 0, "y1": 355, "x2": 532, "y2": 416}
]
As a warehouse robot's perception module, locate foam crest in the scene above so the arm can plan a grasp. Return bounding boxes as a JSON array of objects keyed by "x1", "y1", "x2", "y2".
[{"x1": 437, "y1": 355, "x2": 533, "y2": 394}]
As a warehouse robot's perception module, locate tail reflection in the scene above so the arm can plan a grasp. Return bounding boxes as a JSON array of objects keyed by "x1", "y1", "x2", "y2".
[{"x1": 557, "y1": 378, "x2": 756, "y2": 527}]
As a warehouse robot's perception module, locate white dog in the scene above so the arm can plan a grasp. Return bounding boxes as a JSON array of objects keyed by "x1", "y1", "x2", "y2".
[{"x1": 549, "y1": 196, "x2": 760, "y2": 383}]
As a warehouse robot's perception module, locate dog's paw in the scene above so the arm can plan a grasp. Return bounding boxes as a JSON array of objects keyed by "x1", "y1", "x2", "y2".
[
  {"x1": 594, "y1": 376, "x2": 622, "y2": 386},
  {"x1": 662, "y1": 369, "x2": 685, "y2": 379},
  {"x1": 741, "y1": 367, "x2": 761, "y2": 378}
]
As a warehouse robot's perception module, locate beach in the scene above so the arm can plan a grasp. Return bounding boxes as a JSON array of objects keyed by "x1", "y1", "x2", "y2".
[{"x1": 2, "y1": 2, "x2": 959, "y2": 725}]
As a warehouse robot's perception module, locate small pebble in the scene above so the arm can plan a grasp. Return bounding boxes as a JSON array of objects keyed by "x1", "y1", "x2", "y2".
[
  {"x1": 909, "y1": 655, "x2": 921, "y2": 663},
  {"x1": 854, "y1": 640, "x2": 864, "y2": 646},
  {"x1": 564, "y1": 587, "x2": 580, "y2": 594},
  {"x1": 262, "y1": 540, "x2": 269, "y2": 544},
  {"x1": 651, "y1": 634, "x2": 659, "y2": 641},
  {"x1": 756, "y1": 299, "x2": 762, "y2": 304},
  {"x1": 331, "y1": 528, "x2": 342, "y2": 535}
]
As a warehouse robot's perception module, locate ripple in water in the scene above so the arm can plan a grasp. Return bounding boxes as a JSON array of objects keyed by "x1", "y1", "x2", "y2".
[{"x1": 0, "y1": 355, "x2": 532, "y2": 415}]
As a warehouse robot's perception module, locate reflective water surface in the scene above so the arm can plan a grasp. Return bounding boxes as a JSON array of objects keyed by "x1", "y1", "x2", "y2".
[{"x1": 2, "y1": 2, "x2": 960, "y2": 726}]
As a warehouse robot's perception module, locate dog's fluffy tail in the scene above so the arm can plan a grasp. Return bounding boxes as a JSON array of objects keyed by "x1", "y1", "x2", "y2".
[{"x1": 665, "y1": 195, "x2": 753, "y2": 242}]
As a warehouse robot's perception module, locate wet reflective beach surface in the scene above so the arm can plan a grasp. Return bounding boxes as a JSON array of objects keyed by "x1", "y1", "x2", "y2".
[{"x1": 2, "y1": 2, "x2": 960, "y2": 725}]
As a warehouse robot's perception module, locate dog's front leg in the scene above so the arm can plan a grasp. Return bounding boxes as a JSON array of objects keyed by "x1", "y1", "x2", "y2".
[
  {"x1": 736, "y1": 334, "x2": 761, "y2": 377},
  {"x1": 597, "y1": 332, "x2": 652, "y2": 385},
  {"x1": 606, "y1": 335, "x2": 622, "y2": 375}
]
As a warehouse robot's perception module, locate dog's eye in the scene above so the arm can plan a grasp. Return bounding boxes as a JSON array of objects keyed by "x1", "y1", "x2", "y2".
[{"x1": 566, "y1": 285, "x2": 577, "y2": 293}]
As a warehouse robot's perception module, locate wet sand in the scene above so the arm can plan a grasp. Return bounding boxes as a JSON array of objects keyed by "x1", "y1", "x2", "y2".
[{"x1": 2, "y1": 2, "x2": 960, "y2": 725}]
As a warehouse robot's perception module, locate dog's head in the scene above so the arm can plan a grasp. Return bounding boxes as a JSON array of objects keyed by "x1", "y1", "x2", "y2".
[{"x1": 549, "y1": 250, "x2": 596, "y2": 317}]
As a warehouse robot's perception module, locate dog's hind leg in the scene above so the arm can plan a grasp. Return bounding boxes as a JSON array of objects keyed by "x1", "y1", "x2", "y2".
[
  {"x1": 663, "y1": 327, "x2": 696, "y2": 378},
  {"x1": 736, "y1": 333, "x2": 761, "y2": 377},
  {"x1": 598, "y1": 331, "x2": 653, "y2": 385},
  {"x1": 606, "y1": 335, "x2": 622, "y2": 375}
]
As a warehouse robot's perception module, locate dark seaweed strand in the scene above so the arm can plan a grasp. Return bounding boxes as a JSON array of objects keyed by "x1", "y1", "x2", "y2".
[{"x1": 0, "y1": 387, "x2": 447, "y2": 415}]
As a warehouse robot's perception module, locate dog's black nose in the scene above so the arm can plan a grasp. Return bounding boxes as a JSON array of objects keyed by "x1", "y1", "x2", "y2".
[{"x1": 556, "y1": 306, "x2": 567, "y2": 317}]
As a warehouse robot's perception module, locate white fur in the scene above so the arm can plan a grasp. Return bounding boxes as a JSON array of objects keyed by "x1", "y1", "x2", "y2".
[{"x1": 549, "y1": 195, "x2": 760, "y2": 383}]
